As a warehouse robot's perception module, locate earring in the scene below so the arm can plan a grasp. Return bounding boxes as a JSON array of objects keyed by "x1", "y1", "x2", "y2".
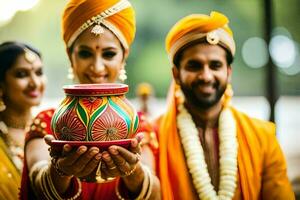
[
  {"x1": 0, "y1": 97, "x2": 6, "y2": 112},
  {"x1": 118, "y1": 69, "x2": 127, "y2": 82},
  {"x1": 67, "y1": 67, "x2": 74, "y2": 80}
]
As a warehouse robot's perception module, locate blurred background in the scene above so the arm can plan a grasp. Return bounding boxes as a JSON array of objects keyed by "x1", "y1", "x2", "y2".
[{"x1": 0, "y1": 0, "x2": 299, "y2": 196}]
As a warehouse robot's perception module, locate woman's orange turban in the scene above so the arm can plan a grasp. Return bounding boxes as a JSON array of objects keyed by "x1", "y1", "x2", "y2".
[
  {"x1": 165, "y1": 11, "x2": 235, "y2": 63},
  {"x1": 62, "y1": 0, "x2": 136, "y2": 50}
]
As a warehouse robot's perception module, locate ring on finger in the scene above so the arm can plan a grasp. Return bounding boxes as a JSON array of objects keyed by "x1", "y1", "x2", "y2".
[
  {"x1": 109, "y1": 166, "x2": 117, "y2": 170},
  {"x1": 135, "y1": 153, "x2": 141, "y2": 163},
  {"x1": 123, "y1": 165, "x2": 137, "y2": 177},
  {"x1": 120, "y1": 160, "x2": 127, "y2": 166}
]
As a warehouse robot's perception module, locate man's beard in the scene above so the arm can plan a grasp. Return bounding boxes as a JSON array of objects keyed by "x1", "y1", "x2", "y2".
[{"x1": 180, "y1": 80, "x2": 227, "y2": 110}]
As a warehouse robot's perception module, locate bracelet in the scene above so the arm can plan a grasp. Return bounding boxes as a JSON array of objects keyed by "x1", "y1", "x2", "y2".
[
  {"x1": 122, "y1": 164, "x2": 137, "y2": 177},
  {"x1": 135, "y1": 166, "x2": 152, "y2": 200},
  {"x1": 51, "y1": 157, "x2": 70, "y2": 177},
  {"x1": 115, "y1": 165, "x2": 153, "y2": 200},
  {"x1": 45, "y1": 165, "x2": 82, "y2": 200},
  {"x1": 29, "y1": 160, "x2": 49, "y2": 184},
  {"x1": 32, "y1": 162, "x2": 82, "y2": 200}
]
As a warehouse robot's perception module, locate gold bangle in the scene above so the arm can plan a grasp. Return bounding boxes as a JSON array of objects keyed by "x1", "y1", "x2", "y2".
[
  {"x1": 51, "y1": 157, "x2": 70, "y2": 177},
  {"x1": 40, "y1": 164, "x2": 82, "y2": 200},
  {"x1": 115, "y1": 165, "x2": 153, "y2": 200}
]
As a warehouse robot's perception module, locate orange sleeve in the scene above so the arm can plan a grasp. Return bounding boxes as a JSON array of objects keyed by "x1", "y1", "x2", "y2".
[{"x1": 261, "y1": 126, "x2": 295, "y2": 200}]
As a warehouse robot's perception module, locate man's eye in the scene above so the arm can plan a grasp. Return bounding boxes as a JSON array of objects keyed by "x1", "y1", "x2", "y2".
[
  {"x1": 103, "y1": 51, "x2": 116, "y2": 59},
  {"x1": 78, "y1": 50, "x2": 93, "y2": 58},
  {"x1": 186, "y1": 61, "x2": 200, "y2": 70},
  {"x1": 210, "y1": 61, "x2": 222, "y2": 69}
]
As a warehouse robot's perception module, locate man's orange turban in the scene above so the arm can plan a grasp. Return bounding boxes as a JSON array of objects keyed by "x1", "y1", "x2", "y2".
[
  {"x1": 165, "y1": 11, "x2": 235, "y2": 63},
  {"x1": 62, "y1": 0, "x2": 136, "y2": 50}
]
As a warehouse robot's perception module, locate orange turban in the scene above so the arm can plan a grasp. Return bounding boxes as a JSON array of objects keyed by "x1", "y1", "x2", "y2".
[
  {"x1": 62, "y1": 0, "x2": 136, "y2": 50},
  {"x1": 166, "y1": 11, "x2": 235, "y2": 63}
]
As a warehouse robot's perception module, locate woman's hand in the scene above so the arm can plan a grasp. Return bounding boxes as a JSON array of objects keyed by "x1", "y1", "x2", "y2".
[
  {"x1": 45, "y1": 133, "x2": 143, "y2": 180},
  {"x1": 100, "y1": 133, "x2": 144, "y2": 179},
  {"x1": 45, "y1": 135, "x2": 102, "y2": 178}
]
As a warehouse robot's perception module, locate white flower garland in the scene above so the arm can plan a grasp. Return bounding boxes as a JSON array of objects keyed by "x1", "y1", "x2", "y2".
[{"x1": 176, "y1": 100, "x2": 238, "y2": 200}]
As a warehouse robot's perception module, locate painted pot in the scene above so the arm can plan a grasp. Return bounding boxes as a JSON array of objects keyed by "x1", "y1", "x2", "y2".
[{"x1": 51, "y1": 83, "x2": 139, "y2": 141}]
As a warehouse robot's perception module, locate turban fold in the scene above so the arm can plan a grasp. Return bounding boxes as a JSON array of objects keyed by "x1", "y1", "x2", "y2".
[
  {"x1": 62, "y1": 0, "x2": 136, "y2": 50},
  {"x1": 165, "y1": 11, "x2": 235, "y2": 63}
]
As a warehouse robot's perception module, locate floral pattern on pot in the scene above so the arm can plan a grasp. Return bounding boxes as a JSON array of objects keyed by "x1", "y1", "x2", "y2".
[{"x1": 51, "y1": 84, "x2": 139, "y2": 141}]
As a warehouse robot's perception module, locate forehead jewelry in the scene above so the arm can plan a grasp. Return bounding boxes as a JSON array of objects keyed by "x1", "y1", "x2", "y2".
[
  {"x1": 24, "y1": 48, "x2": 38, "y2": 63},
  {"x1": 80, "y1": 0, "x2": 131, "y2": 36}
]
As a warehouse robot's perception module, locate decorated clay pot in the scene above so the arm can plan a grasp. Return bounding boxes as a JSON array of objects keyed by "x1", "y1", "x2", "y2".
[{"x1": 51, "y1": 83, "x2": 139, "y2": 141}]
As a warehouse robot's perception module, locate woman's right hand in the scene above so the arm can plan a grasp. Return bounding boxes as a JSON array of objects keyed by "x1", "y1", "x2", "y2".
[{"x1": 44, "y1": 135, "x2": 102, "y2": 179}]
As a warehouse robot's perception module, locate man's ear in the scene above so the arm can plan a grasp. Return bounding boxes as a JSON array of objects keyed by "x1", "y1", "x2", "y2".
[
  {"x1": 227, "y1": 65, "x2": 232, "y2": 83},
  {"x1": 172, "y1": 66, "x2": 180, "y2": 84}
]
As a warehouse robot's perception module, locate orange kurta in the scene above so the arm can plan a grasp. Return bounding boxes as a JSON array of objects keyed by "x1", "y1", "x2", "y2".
[{"x1": 155, "y1": 84, "x2": 295, "y2": 200}]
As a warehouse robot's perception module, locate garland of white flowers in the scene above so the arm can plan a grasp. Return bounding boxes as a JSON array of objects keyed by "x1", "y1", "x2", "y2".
[{"x1": 176, "y1": 93, "x2": 238, "y2": 200}]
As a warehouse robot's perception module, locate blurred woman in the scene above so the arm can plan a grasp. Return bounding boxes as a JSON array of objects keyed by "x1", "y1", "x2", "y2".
[
  {"x1": 21, "y1": 0, "x2": 160, "y2": 199},
  {"x1": 0, "y1": 41, "x2": 45, "y2": 199}
]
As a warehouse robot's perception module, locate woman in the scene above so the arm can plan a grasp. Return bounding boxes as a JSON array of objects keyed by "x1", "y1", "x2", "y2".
[
  {"x1": 0, "y1": 41, "x2": 46, "y2": 199},
  {"x1": 21, "y1": 0, "x2": 160, "y2": 199}
]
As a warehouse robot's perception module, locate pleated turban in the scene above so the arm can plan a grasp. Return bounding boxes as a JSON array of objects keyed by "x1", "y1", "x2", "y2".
[
  {"x1": 62, "y1": 0, "x2": 136, "y2": 50},
  {"x1": 165, "y1": 11, "x2": 235, "y2": 63}
]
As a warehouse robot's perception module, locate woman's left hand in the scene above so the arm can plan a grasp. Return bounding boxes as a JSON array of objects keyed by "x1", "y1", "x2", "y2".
[{"x1": 100, "y1": 133, "x2": 143, "y2": 179}]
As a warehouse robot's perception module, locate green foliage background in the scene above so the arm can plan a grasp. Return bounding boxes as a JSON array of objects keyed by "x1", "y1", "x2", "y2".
[{"x1": 0, "y1": 0, "x2": 299, "y2": 98}]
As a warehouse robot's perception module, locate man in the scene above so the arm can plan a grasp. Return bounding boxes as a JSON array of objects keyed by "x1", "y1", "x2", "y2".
[{"x1": 155, "y1": 11, "x2": 295, "y2": 200}]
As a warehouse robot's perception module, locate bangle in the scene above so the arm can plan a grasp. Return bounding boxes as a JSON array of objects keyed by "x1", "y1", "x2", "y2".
[
  {"x1": 115, "y1": 165, "x2": 153, "y2": 200},
  {"x1": 45, "y1": 165, "x2": 82, "y2": 200},
  {"x1": 32, "y1": 162, "x2": 82, "y2": 200},
  {"x1": 51, "y1": 157, "x2": 70, "y2": 177},
  {"x1": 29, "y1": 160, "x2": 49, "y2": 184}
]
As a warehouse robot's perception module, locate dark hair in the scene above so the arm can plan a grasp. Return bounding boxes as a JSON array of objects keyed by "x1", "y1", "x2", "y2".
[
  {"x1": 173, "y1": 40, "x2": 234, "y2": 68},
  {"x1": 0, "y1": 41, "x2": 42, "y2": 82}
]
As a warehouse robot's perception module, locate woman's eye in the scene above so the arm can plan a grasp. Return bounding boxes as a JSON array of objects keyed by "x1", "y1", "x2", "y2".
[
  {"x1": 103, "y1": 51, "x2": 116, "y2": 59},
  {"x1": 15, "y1": 71, "x2": 28, "y2": 78},
  {"x1": 78, "y1": 50, "x2": 92, "y2": 58},
  {"x1": 36, "y1": 68, "x2": 44, "y2": 76}
]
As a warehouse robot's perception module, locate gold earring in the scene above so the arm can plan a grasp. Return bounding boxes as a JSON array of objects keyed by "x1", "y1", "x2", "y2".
[
  {"x1": 0, "y1": 97, "x2": 6, "y2": 112},
  {"x1": 118, "y1": 69, "x2": 127, "y2": 82},
  {"x1": 67, "y1": 67, "x2": 74, "y2": 80}
]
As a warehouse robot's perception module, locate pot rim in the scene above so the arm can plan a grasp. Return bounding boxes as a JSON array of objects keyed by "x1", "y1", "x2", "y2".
[{"x1": 63, "y1": 83, "x2": 128, "y2": 96}]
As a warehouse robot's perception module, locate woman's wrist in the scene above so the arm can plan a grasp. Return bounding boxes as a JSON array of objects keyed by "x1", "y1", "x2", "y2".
[
  {"x1": 122, "y1": 162, "x2": 144, "y2": 192},
  {"x1": 29, "y1": 160, "x2": 82, "y2": 200},
  {"x1": 116, "y1": 164, "x2": 153, "y2": 200},
  {"x1": 51, "y1": 157, "x2": 73, "y2": 179}
]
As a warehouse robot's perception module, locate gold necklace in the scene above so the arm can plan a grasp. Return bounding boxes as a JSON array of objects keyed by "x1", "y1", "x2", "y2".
[
  {"x1": 0, "y1": 121, "x2": 25, "y2": 172},
  {"x1": 176, "y1": 91, "x2": 238, "y2": 200}
]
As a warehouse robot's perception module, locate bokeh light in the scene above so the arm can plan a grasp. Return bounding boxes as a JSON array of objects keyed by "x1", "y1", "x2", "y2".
[
  {"x1": 242, "y1": 37, "x2": 269, "y2": 69},
  {"x1": 0, "y1": 0, "x2": 40, "y2": 27},
  {"x1": 269, "y1": 35, "x2": 297, "y2": 69}
]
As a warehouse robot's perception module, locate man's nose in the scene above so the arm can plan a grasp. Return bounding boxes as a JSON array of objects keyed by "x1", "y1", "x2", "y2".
[{"x1": 197, "y1": 65, "x2": 213, "y2": 82}]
